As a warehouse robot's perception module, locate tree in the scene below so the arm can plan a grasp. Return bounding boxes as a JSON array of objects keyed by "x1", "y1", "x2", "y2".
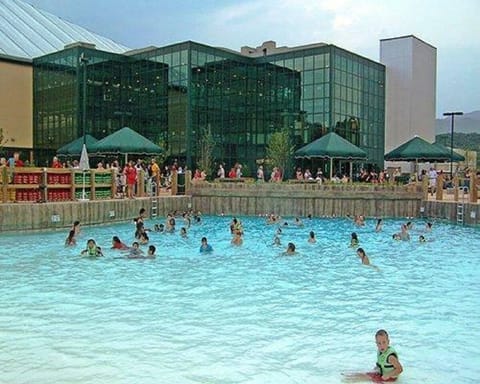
[
  {"x1": 266, "y1": 128, "x2": 295, "y2": 180},
  {"x1": 197, "y1": 125, "x2": 216, "y2": 178}
]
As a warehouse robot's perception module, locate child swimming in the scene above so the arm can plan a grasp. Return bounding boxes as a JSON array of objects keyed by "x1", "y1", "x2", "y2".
[
  {"x1": 342, "y1": 329, "x2": 403, "y2": 382},
  {"x1": 81, "y1": 239, "x2": 103, "y2": 257},
  {"x1": 199, "y1": 237, "x2": 213, "y2": 253},
  {"x1": 283, "y1": 242, "x2": 296, "y2": 255},
  {"x1": 356, "y1": 248, "x2": 379, "y2": 271},
  {"x1": 350, "y1": 232, "x2": 359, "y2": 247},
  {"x1": 65, "y1": 230, "x2": 76, "y2": 247}
]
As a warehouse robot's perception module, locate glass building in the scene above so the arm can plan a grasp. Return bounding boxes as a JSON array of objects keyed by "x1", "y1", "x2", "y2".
[{"x1": 33, "y1": 41, "x2": 385, "y2": 171}]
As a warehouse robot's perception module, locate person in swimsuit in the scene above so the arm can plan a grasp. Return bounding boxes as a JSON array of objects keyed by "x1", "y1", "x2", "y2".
[
  {"x1": 356, "y1": 248, "x2": 379, "y2": 271},
  {"x1": 81, "y1": 239, "x2": 103, "y2": 257},
  {"x1": 111, "y1": 236, "x2": 129, "y2": 250},
  {"x1": 342, "y1": 329, "x2": 403, "y2": 382},
  {"x1": 350, "y1": 232, "x2": 359, "y2": 247},
  {"x1": 199, "y1": 237, "x2": 213, "y2": 253},
  {"x1": 284, "y1": 242, "x2": 296, "y2": 255},
  {"x1": 65, "y1": 230, "x2": 76, "y2": 246}
]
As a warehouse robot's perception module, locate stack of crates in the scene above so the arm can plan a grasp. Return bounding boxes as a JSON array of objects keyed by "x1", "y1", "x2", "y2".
[
  {"x1": 74, "y1": 172, "x2": 91, "y2": 185},
  {"x1": 95, "y1": 187, "x2": 111, "y2": 199},
  {"x1": 74, "y1": 190, "x2": 91, "y2": 199},
  {"x1": 94, "y1": 172, "x2": 112, "y2": 185}
]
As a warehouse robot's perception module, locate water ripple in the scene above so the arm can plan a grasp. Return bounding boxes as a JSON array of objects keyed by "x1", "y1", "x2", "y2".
[{"x1": 1, "y1": 217, "x2": 479, "y2": 383}]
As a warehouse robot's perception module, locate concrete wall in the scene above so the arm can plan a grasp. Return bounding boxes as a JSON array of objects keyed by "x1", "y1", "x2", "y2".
[
  {"x1": 1, "y1": 184, "x2": 476, "y2": 232},
  {"x1": 0, "y1": 196, "x2": 191, "y2": 232},
  {"x1": 422, "y1": 200, "x2": 480, "y2": 226},
  {"x1": 190, "y1": 182, "x2": 424, "y2": 218}
]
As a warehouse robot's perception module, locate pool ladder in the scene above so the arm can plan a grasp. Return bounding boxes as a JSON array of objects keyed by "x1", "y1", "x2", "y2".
[
  {"x1": 456, "y1": 186, "x2": 468, "y2": 225},
  {"x1": 457, "y1": 202, "x2": 464, "y2": 225},
  {"x1": 150, "y1": 183, "x2": 158, "y2": 218}
]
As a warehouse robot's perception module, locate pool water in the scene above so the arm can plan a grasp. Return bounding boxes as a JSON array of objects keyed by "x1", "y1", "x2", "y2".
[{"x1": 1, "y1": 216, "x2": 479, "y2": 383}]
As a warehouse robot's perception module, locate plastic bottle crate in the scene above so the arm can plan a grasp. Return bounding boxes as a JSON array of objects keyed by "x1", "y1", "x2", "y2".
[
  {"x1": 75, "y1": 190, "x2": 91, "y2": 199},
  {"x1": 16, "y1": 189, "x2": 41, "y2": 202},
  {"x1": 47, "y1": 189, "x2": 71, "y2": 201},
  {"x1": 74, "y1": 174, "x2": 91, "y2": 184},
  {"x1": 96, "y1": 188, "x2": 111, "y2": 199},
  {"x1": 95, "y1": 173, "x2": 112, "y2": 184},
  {"x1": 48, "y1": 174, "x2": 71, "y2": 184}
]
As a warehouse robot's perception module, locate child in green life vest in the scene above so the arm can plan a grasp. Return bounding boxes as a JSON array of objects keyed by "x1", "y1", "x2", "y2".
[
  {"x1": 374, "y1": 329, "x2": 403, "y2": 381},
  {"x1": 342, "y1": 329, "x2": 403, "y2": 382},
  {"x1": 81, "y1": 239, "x2": 103, "y2": 257}
]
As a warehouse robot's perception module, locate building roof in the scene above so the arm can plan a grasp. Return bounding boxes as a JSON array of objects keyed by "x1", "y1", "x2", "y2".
[{"x1": 0, "y1": 0, "x2": 129, "y2": 60}]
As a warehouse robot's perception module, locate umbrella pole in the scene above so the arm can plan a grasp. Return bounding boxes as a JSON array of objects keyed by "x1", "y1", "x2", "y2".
[
  {"x1": 125, "y1": 153, "x2": 128, "y2": 165},
  {"x1": 350, "y1": 161, "x2": 353, "y2": 183},
  {"x1": 82, "y1": 171, "x2": 86, "y2": 200},
  {"x1": 330, "y1": 158, "x2": 333, "y2": 180}
]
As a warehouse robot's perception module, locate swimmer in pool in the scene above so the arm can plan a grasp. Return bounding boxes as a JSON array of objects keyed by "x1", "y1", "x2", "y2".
[
  {"x1": 65, "y1": 230, "x2": 76, "y2": 247},
  {"x1": 308, "y1": 231, "x2": 316, "y2": 243},
  {"x1": 147, "y1": 245, "x2": 156, "y2": 258},
  {"x1": 81, "y1": 239, "x2": 103, "y2": 257},
  {"x1": 350, "y1": 232, "x2": 359, "y2": 247},
  {"x1": 284, "y1": 242, "x2": 296, "y2": 255},
  {"x1": 342, "y1": 329, "x2": 403, "y2": 382},
  {"x1": 356, "y1": 248, "x2": 379, "y2": 271},
  {"x1": 375, "y1": 218, "x2": 383, "y2": 233},
  {"x1": 199, "y1": 237, "x2": 213, "y2": 253},
  {"x1": 294, "y1": 217, "x2": 304, "y2": 227},
  {"x1": 231, "y1": 231, "x2": 243, "y2": 246},
  {"x1": 354, "y1": 215, "x2": 365, "y2": 227},
  {"x1": 72, "y1": 220, "x2": 81, "y2": 236},
  {"x1": 400, "y1": 224, "x2": 410, "y2": 241},
  {"x1": 127, "y1": 241, "x2": 144, "y2": 258},
  {"x1": 111, "y1": 236, "x2": 129, "y2": 250},
  {"x1": 272, "y1": 235, "x2": 281, "y2": 246}
]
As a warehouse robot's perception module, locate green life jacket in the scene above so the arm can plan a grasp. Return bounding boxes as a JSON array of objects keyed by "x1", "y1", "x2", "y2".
[
  {"x1": 376, "y1": 346, "x2": 397, "y2": 376},
  {"x1": 87, "y1": 246, "x2": 99, "y2": 256}
]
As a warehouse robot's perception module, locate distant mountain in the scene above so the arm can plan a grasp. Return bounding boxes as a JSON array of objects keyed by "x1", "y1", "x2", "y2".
[{"x1": 435, "y1": 111, "x2": 480, "y2": 134}]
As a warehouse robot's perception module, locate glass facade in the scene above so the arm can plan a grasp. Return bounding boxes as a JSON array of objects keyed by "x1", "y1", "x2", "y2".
[{"x1": 33, "y1": 41, "x2": 385, "y2": 170}]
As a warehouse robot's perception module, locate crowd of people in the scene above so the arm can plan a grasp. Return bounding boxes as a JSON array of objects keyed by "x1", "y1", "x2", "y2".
[
  {"x1": 3, "y1": 152, "x2": 477, "y2": 200},
  {"x1": 212, "y1": 162, "x2": 412, "y2": 185}
]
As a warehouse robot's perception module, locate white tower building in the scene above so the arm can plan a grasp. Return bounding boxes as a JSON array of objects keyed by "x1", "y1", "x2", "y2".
[{"x1": 380, "y1": 35, "x2": 437, "y2": 169}]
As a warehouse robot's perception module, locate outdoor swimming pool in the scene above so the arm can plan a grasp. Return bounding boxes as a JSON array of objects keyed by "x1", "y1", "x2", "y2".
[{"x1": 1, "y1": 215, "x2": 479, "y2": 383}]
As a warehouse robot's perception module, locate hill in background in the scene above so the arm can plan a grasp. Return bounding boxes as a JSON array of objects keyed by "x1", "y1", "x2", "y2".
[{"x1": 436, "y1": 111, "x2": 480, "y2": 134}]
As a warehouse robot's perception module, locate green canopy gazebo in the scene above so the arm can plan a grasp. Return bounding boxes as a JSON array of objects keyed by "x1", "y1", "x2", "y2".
[
  {"x1": 432, "y1": 142, "x2": 465, "y2": 162},
  {"x1": 56, "y1": 134, "x2": 98, "y2": 157},
  {"x1": 384, "y1": 136, "x2": 465, "y2": 180},
  {"x1": 384, "y1": 136, "x2": 454, "y2": 162},
  {"x1": 91, "y1": 127, "x2": 163, "y2": 163},
  {"x1": 294, "y1": 132, "x2": 367, "y2": 179}
]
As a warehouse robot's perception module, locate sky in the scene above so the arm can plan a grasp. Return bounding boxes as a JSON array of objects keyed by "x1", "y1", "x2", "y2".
[{"x1": 28, "y1": 0, "x2": 480, "y2": 118}]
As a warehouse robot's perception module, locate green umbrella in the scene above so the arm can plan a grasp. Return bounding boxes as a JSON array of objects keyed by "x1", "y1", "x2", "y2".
[
  {"x1": 384, "y1": 136, "x2": 451, "y2": 162},
  {"x1": 56, "y1": 134, "x2": 98, "y2": 156},
  {"x1": 295, "y1": 132, "x2": 367, "y2": 179},
  {"x1": 91, "y1": 127, "x2": 163, "y2": 163},
  {"x1": 432, "y1": 142, "x2": 465, "y2": 162},
  {"x1": 295, "y1": 132, "x2": 367, "y2": 159}
]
